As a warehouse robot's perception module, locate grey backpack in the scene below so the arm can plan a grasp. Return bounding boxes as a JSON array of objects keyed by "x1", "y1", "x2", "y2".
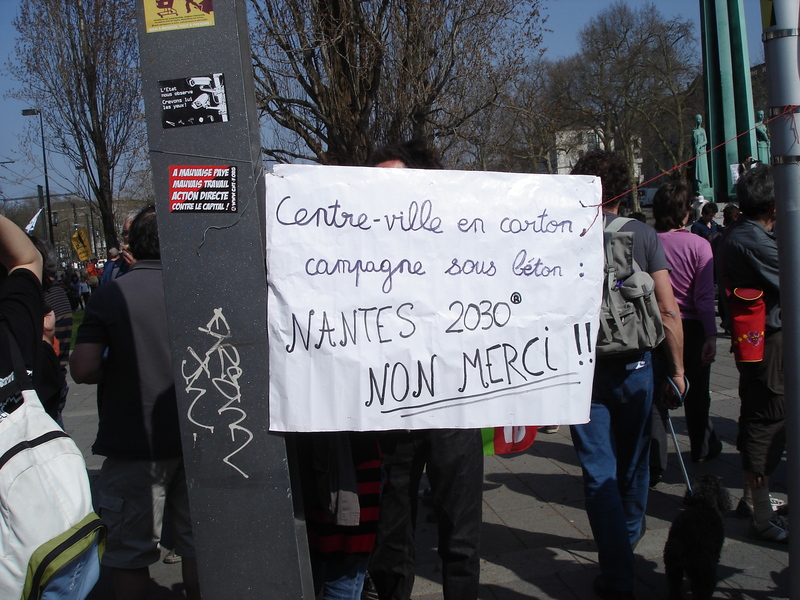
[{"x1": 596, "y1": 217, "x2": 665, "y2": 357}]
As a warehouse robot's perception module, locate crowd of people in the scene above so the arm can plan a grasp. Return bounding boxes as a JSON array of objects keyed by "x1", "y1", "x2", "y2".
[
  {"x1": 42, "y1": 211, "x2": 137, "y2": 316},
  {"x1": 0, "y1": 142, "x2": 787, "y2": 600}
]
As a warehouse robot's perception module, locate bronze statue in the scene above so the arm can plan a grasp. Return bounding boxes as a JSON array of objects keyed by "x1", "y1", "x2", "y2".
[
  {"x1": 755, "y1": 110, "x2": 771, "y2": 165},
  {"x1": 692, "y1": 114, "x2": 709, "y2": 194}
]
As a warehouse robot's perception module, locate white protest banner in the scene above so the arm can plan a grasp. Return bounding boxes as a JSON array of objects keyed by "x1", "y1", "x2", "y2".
[{"x1": 266, "y1": 165, "x2": 603, "y2": 432}]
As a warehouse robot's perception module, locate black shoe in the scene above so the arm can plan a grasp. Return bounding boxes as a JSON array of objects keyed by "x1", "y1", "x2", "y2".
[
  {"x1": 594, "y1": 575, "x2": 636, "y2": 600},
  {"x1": 693, "y1": 438, "x2": 723, "y2": 463},
  {"x1": 361, "y1": 573, "x2": 380, "y2": 600}
]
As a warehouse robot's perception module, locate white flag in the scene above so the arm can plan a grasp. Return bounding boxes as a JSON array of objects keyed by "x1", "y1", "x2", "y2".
[{"x1": 24, "y1": 208, "x2": 43, "y2": 234}]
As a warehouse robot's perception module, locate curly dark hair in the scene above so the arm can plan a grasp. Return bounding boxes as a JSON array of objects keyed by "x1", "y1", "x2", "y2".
[
  {"x1": 653, "y1": 182, "x2": 692, "y2": 232},
  {"x1": 128, "y1": 205, "x2": 160, "y2": 260},
  {"x1": 570, "y1": 149, "x2": 631, "y2": 208},
  {"x1": 367, "y1": 139, "x2": 443, "y2": 170}
]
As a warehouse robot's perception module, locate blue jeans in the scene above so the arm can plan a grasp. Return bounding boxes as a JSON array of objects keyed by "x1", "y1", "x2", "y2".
[
  {"x1": 312, "y1": 553, "x2": 369, "y2": 600},
  {"x1": 570, "y1": 352, "x2": 653, "y2": 592}
]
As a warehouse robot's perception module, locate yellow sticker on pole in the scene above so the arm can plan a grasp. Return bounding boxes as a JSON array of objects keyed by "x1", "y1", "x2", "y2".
[
  {"x1": 143, "y1": 0, "x2": 215, "y2": 34},
  {"x1": 71, "y1": 228, "x2": 91, "y2": 262}
]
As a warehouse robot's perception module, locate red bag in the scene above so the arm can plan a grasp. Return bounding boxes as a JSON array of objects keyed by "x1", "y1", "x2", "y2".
[
  {"x1": 482, "y1": 426, "x2": 538, "y2": 456},
  {"x1": 729, "y1": 288, "x2": 766, "y2": 362}
]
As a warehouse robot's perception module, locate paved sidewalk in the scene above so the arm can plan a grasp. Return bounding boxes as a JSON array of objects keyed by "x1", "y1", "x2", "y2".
[{"x1": 64, "y1": 332, "x2": 788, "y2": 599}]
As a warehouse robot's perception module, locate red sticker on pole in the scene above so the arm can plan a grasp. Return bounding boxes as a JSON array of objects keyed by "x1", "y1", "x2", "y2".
[{"x1": 169, "y1": 165, "x2": 238, "y2": 213}]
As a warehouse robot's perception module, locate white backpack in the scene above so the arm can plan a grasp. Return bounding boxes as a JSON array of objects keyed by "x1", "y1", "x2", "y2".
[{"x1": 0, "y1": 323, "x2": 104, "y2": 600}]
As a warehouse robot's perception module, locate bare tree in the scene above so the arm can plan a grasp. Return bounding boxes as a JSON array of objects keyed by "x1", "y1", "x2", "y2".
[
  {"x1": 1, "y1": 198, "x2": 38, "y2": 231},
  {"x1": 249, "y1": 0, "x2": 546, "y2": 166},
  {"x1": 495, "y1": 58, "x2": 574, "y2": 173},
  {"x1": 551, "y1": 2, "x2": 700, "y2": 185},
  {"x1": 9, "y1": 0, "x2": 145, "y2": 250}
]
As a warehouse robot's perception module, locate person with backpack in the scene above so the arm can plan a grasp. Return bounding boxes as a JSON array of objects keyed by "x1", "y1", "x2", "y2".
[
  {"x1": 569, "y1": 151, "x2": 685, "y2": 600},
  {"x1": 0, "y1": 215, "x2": 103, "y2": 600},
  {"x1": 0, "y1": 214, "x2": 44, "y2": 416}
]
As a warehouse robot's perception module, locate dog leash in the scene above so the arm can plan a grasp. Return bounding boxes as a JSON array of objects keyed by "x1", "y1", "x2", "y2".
[{"x1": 665, "y1": 375, "x2": 693, "y2": 497}]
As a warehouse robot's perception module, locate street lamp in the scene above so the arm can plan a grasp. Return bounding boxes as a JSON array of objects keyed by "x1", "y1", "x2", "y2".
[{"x1": 21, "y1": 108, "x2": 54, "y2": 244}]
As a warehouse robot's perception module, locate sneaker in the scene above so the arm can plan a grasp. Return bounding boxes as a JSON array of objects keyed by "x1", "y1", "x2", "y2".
[
  {"x1": 162, "y1": 550, "x2": 182, "y2": 564},
  {"x1": 539, "y1": 425, "x2": 559, "y2": 434},
  {"x1": 649, "y1": 470, "x2": 663, "y2": 489},
  {"x1": 736, "y1": 496, "x2": 786, "y2": 519},
  {"x1": 693, "y1": 438, "x2": 723, "y2": 463},
  {"x1": 748, "y1": 515, "x2": 789, "y2": 543},
  {"x1": 771, "y1": 496, "x2": 787, "y2": 511}
]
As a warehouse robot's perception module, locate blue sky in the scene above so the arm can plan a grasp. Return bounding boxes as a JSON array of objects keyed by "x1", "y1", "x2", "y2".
[
  {"x1": 541, "y1": 0, "x2": 763, "y2": 62},
  {"x1": 0, "y1": 0, "x2": 765, "y2": 199}
]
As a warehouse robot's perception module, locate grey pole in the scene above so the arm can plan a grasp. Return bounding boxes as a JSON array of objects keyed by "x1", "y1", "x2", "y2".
[
  {"x1": 134, "y1": 1, "x2": 312, "y2": 597},
  {"x1": 762, "y1": 1, "x2": 800, "y2": 593}
]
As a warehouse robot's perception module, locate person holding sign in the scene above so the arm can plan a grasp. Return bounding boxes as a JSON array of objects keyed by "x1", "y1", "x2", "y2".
[
  {"x1": 295, "y1": 432, "x2": 383, "y2": 599},
  {"x1": 365, "y1": 141, "x2": 484, "y2": 600},
  {"x1": 569, "y1": 151, "x2": 685, "y2": 600}
]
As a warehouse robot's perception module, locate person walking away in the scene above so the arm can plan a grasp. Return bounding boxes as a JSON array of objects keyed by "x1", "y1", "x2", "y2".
[
  {"x1": 569, "y1": 150, "x2": 685, "y2": 600},
  {"x1": 649, "y1": 182, "x2": 721, "y2": 488},
  {"x1": 71, "y1": 206, "x2": 201, "y2": 599},
  {"x1": 716, "y1": 165, "x2": 788, "y2": 542}
]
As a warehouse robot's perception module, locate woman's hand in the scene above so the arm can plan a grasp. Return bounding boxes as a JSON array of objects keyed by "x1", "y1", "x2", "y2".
[{"x1": 701, "y1": 335, "x2": 717, "y2": 365}]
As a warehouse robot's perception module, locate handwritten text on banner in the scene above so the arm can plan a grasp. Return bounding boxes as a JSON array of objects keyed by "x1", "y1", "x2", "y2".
[{"x1": 266, "y1": 165, "x2": 603, "y2": 432}]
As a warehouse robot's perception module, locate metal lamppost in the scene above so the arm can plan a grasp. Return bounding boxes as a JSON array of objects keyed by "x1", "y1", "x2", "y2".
[{"x1": 21, "y1": 108, "x2": 54, "y2": 244}]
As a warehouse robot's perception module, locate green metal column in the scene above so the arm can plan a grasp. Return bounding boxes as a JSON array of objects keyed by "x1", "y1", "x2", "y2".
[{"x1": 699, "y1": 0, "x2": 757, "y2": 201}]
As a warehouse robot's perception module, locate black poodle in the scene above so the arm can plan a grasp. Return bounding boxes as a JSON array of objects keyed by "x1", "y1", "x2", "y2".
[{"x1": 664, "y1": 474, "x2": 731, "y2": 600}]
